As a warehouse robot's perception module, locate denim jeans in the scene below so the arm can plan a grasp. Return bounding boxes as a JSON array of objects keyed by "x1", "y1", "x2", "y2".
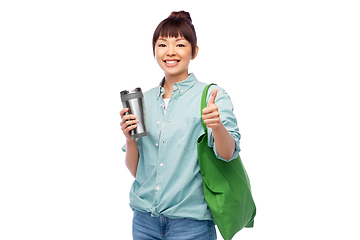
[{"x1": 132, "y1": 210, "x2": 217, "y2": 240}]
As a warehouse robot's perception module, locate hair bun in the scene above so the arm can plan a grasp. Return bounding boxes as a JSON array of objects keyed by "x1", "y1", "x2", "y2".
[{"x1": 168, "y1": 11, "x2": 192, "y2": 23}]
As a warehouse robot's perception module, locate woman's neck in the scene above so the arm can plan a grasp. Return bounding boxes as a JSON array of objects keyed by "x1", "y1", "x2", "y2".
[{"x1": 162, "y1": 72, "x2": 189, "y2": 98}]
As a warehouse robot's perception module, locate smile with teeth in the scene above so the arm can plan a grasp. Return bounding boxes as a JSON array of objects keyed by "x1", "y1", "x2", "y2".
[{"x1": 164, "y1": 60, "x2": 180, "y2": 67}]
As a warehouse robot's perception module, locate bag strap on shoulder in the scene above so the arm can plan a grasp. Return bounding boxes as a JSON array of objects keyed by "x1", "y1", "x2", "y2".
[{"x1": 201, "y1": 83, "x2": 217, "y2": 133}]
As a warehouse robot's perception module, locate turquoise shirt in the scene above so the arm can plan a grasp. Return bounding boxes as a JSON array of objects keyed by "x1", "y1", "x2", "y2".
[{"x1": 122, "y1": 73, "x2": 241, "y2": 220}]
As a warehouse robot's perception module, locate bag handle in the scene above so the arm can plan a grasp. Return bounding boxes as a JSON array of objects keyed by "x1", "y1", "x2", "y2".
[{"x1": 201, "y1": 83, "x2": 217, "y2": 133}]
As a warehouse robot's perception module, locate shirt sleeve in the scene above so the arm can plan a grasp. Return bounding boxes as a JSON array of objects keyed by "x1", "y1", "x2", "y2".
[
  {"x1": 206, "y1": 85, "x2": 241, "y2": 162},
  {"x1": 122, "y1": 144, "x2": 126, "y2": 152}
]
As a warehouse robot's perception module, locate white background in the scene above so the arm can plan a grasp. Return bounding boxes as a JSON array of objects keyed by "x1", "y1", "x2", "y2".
[{"x1": 1, "y1": 0, "x2": 359, "y2": 239}]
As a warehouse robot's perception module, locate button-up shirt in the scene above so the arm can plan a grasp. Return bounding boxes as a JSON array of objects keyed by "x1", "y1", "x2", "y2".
[{"x1": 122, "y1": 73, "x2": 241, "y2": 220}]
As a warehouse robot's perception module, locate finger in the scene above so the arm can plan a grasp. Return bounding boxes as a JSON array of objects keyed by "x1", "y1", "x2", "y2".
[
  {"x1": 202, "y1": 105, "x2": 218, "y2": 115},
  {"x1": 122, "y1": 124, "x2": 138, "y2": 138},
  {"x1": 122, "y1": 123, "x2": 138, "y2": 132},
  {"x1": 202, "y1": 111, "x2": 219, "y2": 120},
  {"x1": 121, "y1": 119, "x2": 139, "y2": 130},
  {"x1": 207, "y1": 88, "x2": 218, "y2": 107},
  {"x1": 121, "y1": 113, "x2": 137, "y2": 123},
  {"x1": 121, "y1": 118, "x2": 139, "y2": 127},
  {"x1": 120, "y1": 108, "x2": 129, "y2": 118},
  {"x1": 121, "y1": 117, "x2": 138, "y2": 128},
  {"x1": 122, "y1": 113, "x2": 137, "y2": 120},
  {"x1": 120, "y1": 116, "x2": 137, "y2": 126},
  {"x1": 203, "y1": 118, "x2": 221, "y2": 126}
]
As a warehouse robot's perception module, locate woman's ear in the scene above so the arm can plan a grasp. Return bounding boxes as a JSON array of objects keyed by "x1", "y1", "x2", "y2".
[{"x1": 191, "y1": 46, "x2": 199, "y2": 60}]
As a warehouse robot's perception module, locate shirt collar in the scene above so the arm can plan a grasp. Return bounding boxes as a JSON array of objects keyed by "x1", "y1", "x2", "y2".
[{"x1": 157, "y1": 73, "x2": 198, "y2": 99}]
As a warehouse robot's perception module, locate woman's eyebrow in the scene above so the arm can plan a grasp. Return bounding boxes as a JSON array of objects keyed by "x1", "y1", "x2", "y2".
[{"x1": 157, "y1": 37, "x2": 186, "y2": 41}]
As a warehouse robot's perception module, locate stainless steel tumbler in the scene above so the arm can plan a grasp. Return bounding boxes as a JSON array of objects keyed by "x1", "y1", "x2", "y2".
[{"x1": 120, "y1": 88, "x2": 149, "y2": 139}]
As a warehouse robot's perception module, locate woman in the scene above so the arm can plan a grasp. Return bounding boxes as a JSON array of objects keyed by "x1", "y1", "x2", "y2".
[{"x1": 120, "y1": 11, "x2": 241, "y2": 240}]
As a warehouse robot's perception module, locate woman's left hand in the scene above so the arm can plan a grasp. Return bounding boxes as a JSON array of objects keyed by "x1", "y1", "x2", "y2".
[
  {"x1": 202, "y1": 88, "x2": 235, "y2": 160},
  {"x1": 202, "y1": 88, "x2": 221, "y2": 129}
]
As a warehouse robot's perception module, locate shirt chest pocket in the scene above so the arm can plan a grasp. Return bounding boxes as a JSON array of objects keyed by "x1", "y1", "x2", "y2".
[{"x1": 172, "y1": 116, "x2": 202, "y2": 151}]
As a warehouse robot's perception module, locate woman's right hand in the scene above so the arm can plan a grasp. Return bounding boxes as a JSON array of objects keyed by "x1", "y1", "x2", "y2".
[{"x1": 120, "y1": 108, "x2": 139, "y2": 140}]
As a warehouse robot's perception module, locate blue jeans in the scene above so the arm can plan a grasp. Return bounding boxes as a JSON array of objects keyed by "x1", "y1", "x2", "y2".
[{"x1": 132, "y1": 210, "x2": 217, "y2": 240}]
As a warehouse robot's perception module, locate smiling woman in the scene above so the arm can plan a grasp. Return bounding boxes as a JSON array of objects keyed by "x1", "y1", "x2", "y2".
[
  {"x1": 152, "y1": 11, "x2": 197, "y2": 57},
  {"x1": 152, "y1": 11, "x2": 200, "y2": 95},
  {"x1": 120, "y1": 10, "x2": 241, "y2": 240},
  {"x1": 154, "y1": 36, "x2": 198, "y2": 86}
]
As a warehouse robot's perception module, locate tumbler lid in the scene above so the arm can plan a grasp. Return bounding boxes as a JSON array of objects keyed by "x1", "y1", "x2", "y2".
[
  {"x1": 120, "y1": 87, "x2": 143, "y2": 102},
  {"x1": 120, "y1": 87, "x2": 142, "y2": 96}
]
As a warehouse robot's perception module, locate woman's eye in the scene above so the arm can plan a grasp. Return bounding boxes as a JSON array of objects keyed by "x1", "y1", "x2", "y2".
[
  {"x1": 177, "y1": 44, "x2": 185, "y2": 47},
  {"x1": 158, "y1": 44, "x2": 166, "y2": 47}
]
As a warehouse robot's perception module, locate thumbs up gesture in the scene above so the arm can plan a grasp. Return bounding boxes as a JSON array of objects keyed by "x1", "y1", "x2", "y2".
[{"x1": 202, "y1": 88, "x2": 221, "y2": 129}]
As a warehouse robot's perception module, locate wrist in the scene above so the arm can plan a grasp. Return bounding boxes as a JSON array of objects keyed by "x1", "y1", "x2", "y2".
[
  {"x1": 126, "y1": 138, "x2": 136, "y2": 143},
  {"x1": 210, "y1": 121, "x2": 224, "y2": 133}
]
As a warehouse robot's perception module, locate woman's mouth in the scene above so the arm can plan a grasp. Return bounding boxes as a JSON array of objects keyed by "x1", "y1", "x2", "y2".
[{"x1": 164, "y1": 60, "x2": 180, "y2": 67}]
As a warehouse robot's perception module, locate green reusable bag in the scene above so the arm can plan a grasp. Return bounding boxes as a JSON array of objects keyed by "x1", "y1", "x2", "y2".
[{"x1": 197, "y1": 84, "x2": 256, "y2": 240}]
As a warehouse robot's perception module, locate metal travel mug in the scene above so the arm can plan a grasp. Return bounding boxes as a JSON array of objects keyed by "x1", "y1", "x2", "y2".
[{"x1": 120, "y1": 88, "x2": 149, "y2": 139}]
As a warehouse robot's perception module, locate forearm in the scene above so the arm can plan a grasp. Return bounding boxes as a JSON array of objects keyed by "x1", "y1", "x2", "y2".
[
  {"x1": 212, "y1": 122, "x2": 235, "y2": 161},
  {"x1": 125, "y1": 139, "x2": 139, "y2": 178}
]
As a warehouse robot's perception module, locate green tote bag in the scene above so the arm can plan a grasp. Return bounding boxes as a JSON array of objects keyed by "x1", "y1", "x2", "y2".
[{"x1": 197, "y1": 84, "x2": 256, "y2": 240}]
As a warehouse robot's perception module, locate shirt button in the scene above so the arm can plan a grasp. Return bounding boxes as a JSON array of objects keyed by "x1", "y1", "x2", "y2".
[
  {"x1": 156, "y1": 186, "x2": 160, "y2": 191},
  {"x1": 160, "y1": 163, "x2": 164, "y2": 167},
  {"x1": 162, "y1": 140, "x2": 165, "y2": 144},
  {"x1": 181, "y1": 90, "x2": 183, "y2": 93},
  {"x1": 155, "y1": 143, "x2": 158, "y2": 147},
  {"x1": 157, "y1": 121, "x2": 160, "y2": 124}
]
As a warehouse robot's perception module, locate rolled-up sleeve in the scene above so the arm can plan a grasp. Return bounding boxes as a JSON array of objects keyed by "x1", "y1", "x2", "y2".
[
  {"x1": 206, "y1": 86, "x2": 241, "y2": 162},
  {"x1": 122, "y1": 144, "x2": 126, "y2": 152}
]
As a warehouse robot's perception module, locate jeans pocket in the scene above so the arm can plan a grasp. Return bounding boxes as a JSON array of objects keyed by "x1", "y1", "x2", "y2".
[{"x1": 208, "y1": 220, "x2": 217, "y2": 239}]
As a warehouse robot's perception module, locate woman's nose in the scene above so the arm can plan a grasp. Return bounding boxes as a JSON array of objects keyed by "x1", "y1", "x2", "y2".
[{"x1": 166, "y1": 46, "x2": 176, "y2": 56}]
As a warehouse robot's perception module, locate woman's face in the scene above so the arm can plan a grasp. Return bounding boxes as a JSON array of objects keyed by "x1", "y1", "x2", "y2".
[{"x1": 155, "y1": 36, "x2": 198, "y2": 80}]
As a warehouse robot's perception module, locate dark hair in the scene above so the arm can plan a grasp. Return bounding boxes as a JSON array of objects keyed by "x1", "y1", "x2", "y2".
[{"x1": 152, "y1": 11, "x2": 197, "y2": 56}]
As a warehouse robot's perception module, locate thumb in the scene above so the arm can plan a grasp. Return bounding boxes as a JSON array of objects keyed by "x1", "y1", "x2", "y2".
[{"x1": 207, "y1": 88, "x2": 218, "y2": 107}]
